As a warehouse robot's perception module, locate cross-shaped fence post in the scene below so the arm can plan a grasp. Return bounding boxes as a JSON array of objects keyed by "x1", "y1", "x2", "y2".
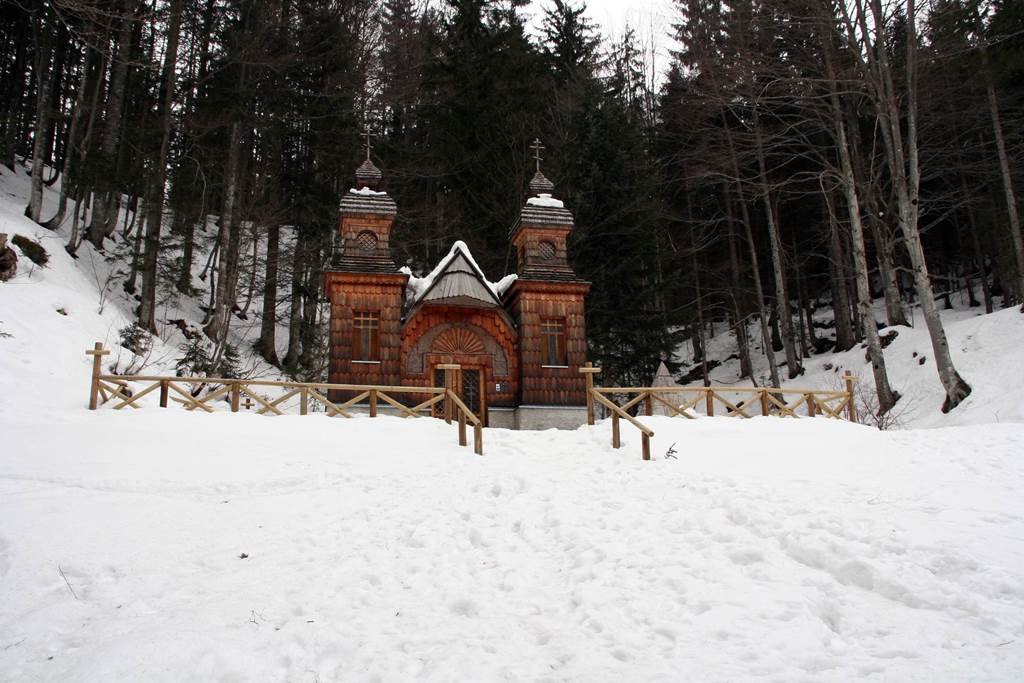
[{"x1": 86, "y1": 342, "x2": 111, "y2": 410}]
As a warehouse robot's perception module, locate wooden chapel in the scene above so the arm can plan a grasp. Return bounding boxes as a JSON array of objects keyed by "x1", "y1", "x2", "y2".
[{"x1": 323, "y1": 142, "x2": 591, "y2": 429}]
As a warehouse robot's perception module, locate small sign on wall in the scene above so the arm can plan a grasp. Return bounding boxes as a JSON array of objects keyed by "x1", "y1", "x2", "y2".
[{"x1": 495, "y1": 382, "x2": 506, "y2": 392}]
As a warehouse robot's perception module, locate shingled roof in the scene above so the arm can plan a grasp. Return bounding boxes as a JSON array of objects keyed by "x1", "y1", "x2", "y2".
[
  {"x1": 338, "y1": 186, "x2": 397, "y2": 216},
  {"x1": 404, "y1": 241, "x2": 517, "y2": 310}
]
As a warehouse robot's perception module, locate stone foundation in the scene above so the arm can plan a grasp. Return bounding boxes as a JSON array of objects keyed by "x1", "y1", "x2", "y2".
[
  {"x1": 346, "y1": 404, "x2": 586, "y2": 431},
  {"x1": 487, "y1": 407, "x2": 517, "y2": 429},
  {"x1": 513, "y1": 405, "x2": 588, "y2": 431}
]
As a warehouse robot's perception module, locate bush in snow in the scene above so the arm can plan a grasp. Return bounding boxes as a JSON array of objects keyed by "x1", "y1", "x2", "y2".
[
  {"x1": 119, "y1": 322, "x2": 153, "y2": 356},
  {"x1": 212, "y1": 344, "x2": 242, "y2": 379},
  {"x1": 176, "y1": 338, "x2": 212, "y2": 377},
  {"x1": 175, "y1": 339, "x2": 241, "y2": 380}
]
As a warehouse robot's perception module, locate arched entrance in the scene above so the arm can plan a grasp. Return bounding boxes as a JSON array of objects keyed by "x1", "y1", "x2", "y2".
[{"x1": 428, "y1": 327, "x2": 491, "y2": 421}]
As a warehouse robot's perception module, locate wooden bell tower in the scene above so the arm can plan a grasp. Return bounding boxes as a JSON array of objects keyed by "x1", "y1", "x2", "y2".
[
  {"x1": 323, "y1": 135, "x2": 408, "y2": 394},
  {"x1": 503, "y1": 140, "x2": 590, "y2": 408}
]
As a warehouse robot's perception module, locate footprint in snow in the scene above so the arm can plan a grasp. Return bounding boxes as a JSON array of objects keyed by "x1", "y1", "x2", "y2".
[{"x1": 448, "y1": 598, "x2": 478, "y2": 617}]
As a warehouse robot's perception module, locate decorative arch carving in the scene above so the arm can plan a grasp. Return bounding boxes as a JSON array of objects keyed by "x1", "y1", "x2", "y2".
[
  {"x1": 433, "y1": 328, "x2": 486, "y2": 356},
  {"x1": 404, "y1": 321, "x2": 510, "y2": 377}
]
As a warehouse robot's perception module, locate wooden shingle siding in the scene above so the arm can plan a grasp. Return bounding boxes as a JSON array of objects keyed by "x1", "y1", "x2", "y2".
[
  {"x1": 505, "y1": 279, "x2": 589, "y2": 406},
  {"x1": 400, "y1": 305, "x2": 519, "y2": 410},
  {"x1": 324, "y1": 271, "x2": 408, "y2": 401}
]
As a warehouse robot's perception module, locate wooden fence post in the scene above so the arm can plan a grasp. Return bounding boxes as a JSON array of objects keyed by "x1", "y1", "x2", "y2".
[
  {"x1": 159, "y1": 380, "x2": 169, "y2": 408},
  {"x1": 611, "y1": 412, "x2": 621, "y2": 448},
  {"x1": 644, "y1": 391, "x2": 653, "y2": 417},
  {"x1": 369, "y1": 389, "x2": 378, "y2": 417},
  {"x1": 806, "y1": 393, "x2": 816, "y2": 417},
  {"x1": 458, "y1": 408, "x2": 467, "y2": 446},
  {"x1": 86, "y1": 342, "x2": 110, "y2": 410},
  {"x1": 580, "y1": 362, "x2": 601, "y2": 426},
  {"x1": 705, "y1": 388, "x2": 714, "y2": 417},
  {"x1": 230, "y1": 382, "x2": 240, "y2": 412},
  {"x1": 641, "y1": 433, "x2": 651, "y2": 461},
  {"x1": 438, "y1": 364, "x2": 460, "y2": 424},
  {"x1": 300, "y1": 387, "x2": 308, "y2": 415},
  {"x1": 474, "y1": 423, "x2": 483, "y2": 456},
  {"x1": 760, "y1": 389, "x2": 769, "y2": 416},
  {"x1": 844, "y1": 373, "x2": 858, "y2": 423}
]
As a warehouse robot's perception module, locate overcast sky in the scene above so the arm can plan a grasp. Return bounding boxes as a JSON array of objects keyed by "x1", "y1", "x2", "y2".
[{"x1": 523, "y1": 0, "x2": 680, "y2": 80}]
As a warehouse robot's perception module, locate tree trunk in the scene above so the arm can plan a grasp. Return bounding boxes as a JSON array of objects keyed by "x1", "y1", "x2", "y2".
[
  {"x1": 961, "y1": 172, "x2": 993, "y2": 313},
  {"x1": 26, "y1": 11, "x2": 54, "y2": 224},
  {"x1": 823, "y1": 184, "x2": 857, "y2": 351},
  {"x1": 721, "y1": 114, "x2": 781, "y2": 387},
  {"x1": 44, "y1": 44, "x2": 96, "y2": 230},
  {"x1": 2, "y1": 12, "x2": 28, "y2": 170},
  {"x1": 177, "y1": 213, "x2": 195, "y2": 294},
  {"x1": 203, "y1": 120, "x2": 244, "y2": 346},
  {"x1": 66, "y1": 186, "x2": 88, "y2": 256},
  {"x1": 258, "y1": 222, "x2": 280, "y2": 365},
  {"x1": 870, "y1": 217, "x2": 908, "y2": 326},
  {"x1": 138, "y1": 0, "x2": 184, "y2": 332},
  {"x1": 976, "y1": 9, "x2": 1024, "y2": 304},
  {"x1": 726, "y1": 196, "x2": 753, "y2": 380},
  {"x1": 239, "y1": 226, "x2": 258, "y2": 319},
  {"x1": 823, "y1": 34, "x2": 898, "y2": 414},
  {"x1": 298, "y1": 259, "x2": 321, "y2": 373},
  {"x1": 282, "y1": 232, "x2": 305, "y2": 369},
  {"x1": 85, "y1": 2, "x2": 136, "y2": 248},
  {"x1": 842, "y1": 90, "x2": 908, "y2": 328},
  {"x1": 856, "y1": 0, "x2": 971, "y2": 411},
  {"x1": 753, "y1": 108, "x2": 801, "y2": 378}
]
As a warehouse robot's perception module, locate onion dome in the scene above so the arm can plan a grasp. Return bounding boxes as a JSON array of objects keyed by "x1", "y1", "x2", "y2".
[{"x1": 355, "y1": 158, "x2": 383, "y2": 190}]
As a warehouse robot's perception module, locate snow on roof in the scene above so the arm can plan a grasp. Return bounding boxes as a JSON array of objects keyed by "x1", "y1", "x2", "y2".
[
  {"x1": 526, "y1": 193, "x2": 564, "y2": 209},
  {"x1": 401, "y1": 240, "x2": 517, "y2": 307},
  {"x1": 349, "y1": 186, "x2": 388, "y2": 197}
]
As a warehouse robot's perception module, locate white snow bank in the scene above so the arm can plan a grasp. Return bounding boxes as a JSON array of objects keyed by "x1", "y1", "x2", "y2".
[
  {"x1": 1, "y1": 411, "x2": 1023, "y2": 680},
  {"x1": 526, "y1": 192, "x2": 565, "y2": 208}
]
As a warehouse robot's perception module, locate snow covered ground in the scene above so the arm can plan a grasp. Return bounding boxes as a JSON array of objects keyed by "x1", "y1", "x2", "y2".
[
  {"x1": 2, "y1": 411, "x2": 1023, "y2": 680},
  {"x1": 3, "y1": 163, "x2": 1024, "y2": 680}
]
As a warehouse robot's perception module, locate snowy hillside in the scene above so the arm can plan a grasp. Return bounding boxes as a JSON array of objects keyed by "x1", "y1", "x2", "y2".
[
  {"x1": 0, "y1": 163, "x2": 292, "y2": 408},
  {"x1": 672, "y1": 300, "x2": 1024, "y2": 430},
  {"x1": 2, "y1": 164, "x2": 1024, "y2": 680}
]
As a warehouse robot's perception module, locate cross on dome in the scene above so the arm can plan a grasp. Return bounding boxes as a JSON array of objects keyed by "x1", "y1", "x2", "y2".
[
  {"x1": 530, "y1": 138, "x2": 544, "y2": 173},
  {"x1": 360, "y1": 126, "x2": 375, "y2": 161},
  {"x1": 354, "y1": 126, "x2": 384, "y2": 190},
  {"x1": 527, "y1": 137, "x2": 556, "y2": 196}
]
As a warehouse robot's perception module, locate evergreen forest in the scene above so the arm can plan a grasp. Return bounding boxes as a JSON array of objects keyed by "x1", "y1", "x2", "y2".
[{"x1": 3, "y1": 0, "x2": 1023, "y2": 415}]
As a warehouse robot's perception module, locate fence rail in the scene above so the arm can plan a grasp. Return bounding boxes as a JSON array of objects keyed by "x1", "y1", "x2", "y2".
[
  {"x1": 85, "y1": 342, "x2": 483, "y2": 455},
  {"x1": 580, "y1": 363, "x2": 857, "y2": 460}
]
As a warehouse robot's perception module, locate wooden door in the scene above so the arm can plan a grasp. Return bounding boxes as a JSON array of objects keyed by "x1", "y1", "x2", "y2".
[{"x1": 432, "y1": 366, "x2": 486, "y2": 425}]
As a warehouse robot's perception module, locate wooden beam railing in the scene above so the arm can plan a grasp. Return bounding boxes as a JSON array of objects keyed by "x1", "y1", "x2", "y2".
[
  {"x1": 86, "y1": 344, "x2": 483, "y2": 455},
  {"x1": 580, "y1": 365, "x2": 858, "y2": 460},
  {"x1": 590, "y1": 390, "x2": 655, "y2": 461}
]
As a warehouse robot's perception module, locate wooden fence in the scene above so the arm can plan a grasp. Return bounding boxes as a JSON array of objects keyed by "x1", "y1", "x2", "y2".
[
  {"x1": 580, "y1": 363, "x2": 857, "y2": 461},
  {"x1": 85, "y1": 343, "x2": 483, "y2": 455}
]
